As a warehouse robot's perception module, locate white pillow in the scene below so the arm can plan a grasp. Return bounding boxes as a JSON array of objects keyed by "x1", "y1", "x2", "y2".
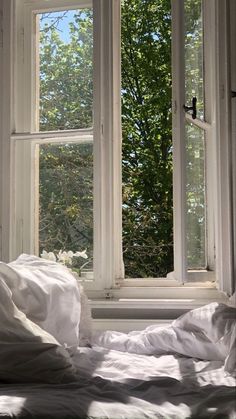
[
  {"x1": 0, "y1": 254, "x2": 81, "y2": 348},
  {"x1": 0, "y1": 278, "x2": 78, "y2": 384}
]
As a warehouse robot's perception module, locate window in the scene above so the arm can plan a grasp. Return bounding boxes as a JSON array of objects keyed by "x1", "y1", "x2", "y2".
[
  {"x1": 36, "y1": 6, "x2": 94, "y2": 273},
  {"x1": 0, "y1": 0, "x2": 234, "y2": 299},
  {"x1": 172, "y1": 0, "x2": 215, "y2": 282}
]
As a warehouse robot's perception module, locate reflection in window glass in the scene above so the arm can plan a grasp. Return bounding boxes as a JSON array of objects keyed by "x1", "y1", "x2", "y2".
[
  {"x1": 184, "y1": 0, "x2": 204, "y2": 120},
  {"x1": 38, "y1": 142, "x2": 93, "y2": 275},
  {"x1": 38, "y1": 8, "x2": 93, "y2": 131},
  {"x1": 186, "y1": 123, "x2": 206, "y2": 268}
]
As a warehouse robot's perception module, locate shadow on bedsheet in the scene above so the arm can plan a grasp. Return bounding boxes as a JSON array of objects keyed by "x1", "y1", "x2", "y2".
[
  {"x1": 0, "y1": 356, "x2": 235, "y2": 419},
  {"x1": 176, "y1": 355, "x2": 236, "y2": 419},
  {"x1": 0, "y1": 347, "x2": 110, "y2": 419}
]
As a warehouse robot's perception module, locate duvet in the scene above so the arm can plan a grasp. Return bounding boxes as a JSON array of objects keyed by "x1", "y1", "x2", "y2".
[{"x1": 0, "y1": 254, "x2": 235, "y2": 419}]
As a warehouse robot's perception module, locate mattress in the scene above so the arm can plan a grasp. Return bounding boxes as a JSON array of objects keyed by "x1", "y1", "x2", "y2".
[{"x1": 0, "y1": 345, "x2": 235, "y2": 419}]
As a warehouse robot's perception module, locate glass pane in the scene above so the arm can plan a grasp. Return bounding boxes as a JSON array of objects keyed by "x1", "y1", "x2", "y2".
[
  {"x1": 121, "y1": 0, "x2": 173, "y2": 278},
  {"x1": 186, "y1": 123, "x2": 206, "y2": 268},
  {"x1": 38, "y1": 141, "x2": 93, "y2": 276},
  {"x1": 184, "y1": 0, "x2": 204, "y2": 120},
  {"x1": 37, "y1": 8, "x2": 93, "y2": 131}
]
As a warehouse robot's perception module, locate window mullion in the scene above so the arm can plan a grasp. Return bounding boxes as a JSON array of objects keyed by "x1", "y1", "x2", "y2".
[
  {"x1": 1, "y1": 0, "x2": 14, "y2": 262},
  {"x1": 214, "y1": 0, "x2": 234, "y2": 295},
  {"x1": 230, "y1": 0, "x2": 236, "y2": 292},
  {"x1": 171, "y1": 0, "x2": 187, "y2": 283},
  {"x1": 93, "y1": 0, "x2": 123, "y2": 290},
  {"x1": 202, "y1": 0, "x2": 216, "y2": 272}
]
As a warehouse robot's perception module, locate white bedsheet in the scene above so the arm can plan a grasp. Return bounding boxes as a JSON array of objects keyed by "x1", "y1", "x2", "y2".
[{"x1": 0, "y1": 345, "x2": 235, "y2": 419}]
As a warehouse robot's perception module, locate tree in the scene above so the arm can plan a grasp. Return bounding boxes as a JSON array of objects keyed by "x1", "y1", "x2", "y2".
[
  {"x1": 121, "y1": 0, "x2": 173, "y2": 277},
  {"x1": 38, "y1": 1, "x2": 173, "y2": 277},
  {"x1": 39, "y1": 9, "x2": 93, "y2": 269}
]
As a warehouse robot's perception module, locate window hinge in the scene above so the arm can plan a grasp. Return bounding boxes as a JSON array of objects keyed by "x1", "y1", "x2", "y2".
[
  {"x1": 105, "y1": 291, "x2": 114, "y2": 300},
  {"x1": 101, "y1": 122, "x2": 104, "y2": 138},
  {"x1": 0, "y1": 225, "x2": 2, "y2": 257},
  {"x1": 220, "y1": 84, "x2": 225, "y2": 100},
  {"x1": 0, "y1": 11, "x2": 3, "y2": 48}
]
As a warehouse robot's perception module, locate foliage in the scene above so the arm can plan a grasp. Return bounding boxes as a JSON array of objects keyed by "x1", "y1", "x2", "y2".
[
  {"x1": 39, "y1": 1, "x2": 174, "y2": 278},
  {"x1": 39, "y1": 10, "x2": 93, "y2": 268},
  {"x1": 39, "y1": 9, "x2": 93, "y2": 131},
  {"x1": 39, "y1": 143, "x2": 93, "y2": 267},
  {"x1": 121, "y1": 0, "x2": 173, "y2": 277}
]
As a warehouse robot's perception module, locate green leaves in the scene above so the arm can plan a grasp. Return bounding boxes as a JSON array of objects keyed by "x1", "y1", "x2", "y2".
[
  {"x1": 39, "y1": 1, "x2": 173, "y2": 278},
  {"x1": 121, "y1": 0, "x2": 173, "y2": 277},
  {"x1": 39, "y1": 9, "x2": 93, "y2": 131}
]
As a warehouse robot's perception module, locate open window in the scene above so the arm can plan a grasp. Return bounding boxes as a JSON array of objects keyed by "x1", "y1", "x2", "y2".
[{"x1": 0, "y1": 0, "x2": 234, "y2": 299}]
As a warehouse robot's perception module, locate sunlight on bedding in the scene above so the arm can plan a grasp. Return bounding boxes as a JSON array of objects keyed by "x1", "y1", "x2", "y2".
[{"x1": 0, "y1": 396, "x2": 25, "y2": 414}]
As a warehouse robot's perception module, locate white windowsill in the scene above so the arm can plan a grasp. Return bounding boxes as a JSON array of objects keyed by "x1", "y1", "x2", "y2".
[
  {"x1": 86, "y1": 282, "x2": 225, "y2": 301},
  {"x1": 92, "y1": 318, "x2": 171, "y2": 333},
  {"x1": 89, "y1": 288, "x2": 229, "y2": 326}
]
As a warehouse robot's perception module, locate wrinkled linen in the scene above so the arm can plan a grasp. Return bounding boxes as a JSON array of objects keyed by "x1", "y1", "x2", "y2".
[
  {"x1": 0, "y1": 278, "x2": 78, "y2": 384},
  {"x1": 0, "y1": 256, "x2": 235, "y2": 418},
  {"x1": 92, "y1": 303, "x2": 236, "y2": 368},
  {"x1": 225, "y1": 323, "x2": 236, "y2": 376},
  {"x1": 0, "y1": 346, "x2": 235, "y2": 418},
  {"x1": 0, "y1": 254, "x2": 81, "y2": 348}
]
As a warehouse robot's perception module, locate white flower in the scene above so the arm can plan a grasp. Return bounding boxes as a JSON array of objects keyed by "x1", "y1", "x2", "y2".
[
  {"x1": 74, "y1": 250, "x2": 88, "y2": 259},
  {"x1": 40, "y1": 250, "x2": 56, "y2": 262},
  {"x1": 57, "y1": 250, "x2": 74, "y2": 265}
]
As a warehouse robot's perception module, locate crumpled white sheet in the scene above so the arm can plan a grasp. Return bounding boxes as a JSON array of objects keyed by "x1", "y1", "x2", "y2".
[
  {"x1": 0, "y1": 346, "x2": 235, "y2": 419},
  {"x1": 0, "y1": 254, "x2": 81, "y2": 348},
  {"x1": 92, "y1": 303, "x2": 236, "y2": 366}
]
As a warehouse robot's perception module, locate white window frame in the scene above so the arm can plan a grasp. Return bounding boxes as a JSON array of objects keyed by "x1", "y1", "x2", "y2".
[
  {"x1": 171, "y1": 0, "x2": 216, "y2": 283},
  {"x1": 11, "y1": 0, "x2": 123, "y2": 295},
  {"x1": 0, "y1": 0, "x2": 234, "y2": 303},
  {"x1": 230, "y1": 0, "x2": 236, "y2": 293}
]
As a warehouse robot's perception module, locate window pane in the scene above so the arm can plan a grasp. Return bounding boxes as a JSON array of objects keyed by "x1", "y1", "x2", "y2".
[
  {"x1": 184, "y1": 0, "x2": 204, "y2": 120},
  {"x1": 37, "y1": 8, "x2": 93, "y2": 131},
  {"x1": 121, "y1": 0, "x2": 173, "y2": 278},
  {"x1": 186, "y1": 123, "x2": 206, "y2": 268},
  {"x1": 38, "y1": 141, "x2": 93, "y2": 276}
]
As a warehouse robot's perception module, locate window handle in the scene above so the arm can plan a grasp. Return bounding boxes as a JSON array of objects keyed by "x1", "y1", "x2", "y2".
[
  {"x1": 183, "y1": 97, "x2": 197, "y2": 119},
  {"x1": 231, "y1": 91, "x2": 236, "y2": 98}
]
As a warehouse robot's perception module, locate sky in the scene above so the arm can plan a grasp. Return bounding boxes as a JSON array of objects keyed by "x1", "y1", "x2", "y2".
[{"x1": 40, "y1": 10, "x2": 78, "y2": 44}]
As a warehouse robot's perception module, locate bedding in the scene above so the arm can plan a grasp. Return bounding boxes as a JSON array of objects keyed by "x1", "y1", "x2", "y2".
[
  {"x1": 0, "y1": 347, "x2": 235, "y2": 418},
  {"x1": 92, "y1": 302, "x2": 236, "y2": 365},
  {"x1": 0, "y1": 255, "x2": 235, "y2": 418},
  {"x1": 0, "y1": 254, "x2": 81, "y2": 348},
  {"x1": 0, "y1": 278, "x2": 78, "y2": 384}
]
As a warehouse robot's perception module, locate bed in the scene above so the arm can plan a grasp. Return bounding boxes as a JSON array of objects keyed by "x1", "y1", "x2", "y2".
[{"x1": 0, "y1": 254, "x2": 235, "y2": 419}]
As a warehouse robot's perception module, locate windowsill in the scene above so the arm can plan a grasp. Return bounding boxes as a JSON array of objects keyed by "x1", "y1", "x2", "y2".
[
  {"x1": 81, "y1": 274, "x2": 229, "y2": 323},
  {"x1": 88, "y1": 288, "x2": 229, "y2": 322},
  {"x1": 86, "y1": 282, "x2": 223, "y2": 300}
]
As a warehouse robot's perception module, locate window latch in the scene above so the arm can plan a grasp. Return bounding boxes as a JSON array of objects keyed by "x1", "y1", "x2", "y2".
[
  {"x1": 183, "y1": 97, "x2": 197, "y2": 120},
  {"x1": 231, "y1": 91, "x2": 236, "y2": 98}
]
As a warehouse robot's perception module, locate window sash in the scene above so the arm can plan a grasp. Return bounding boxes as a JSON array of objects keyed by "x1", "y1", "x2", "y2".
[
  {"x1": 172, "y1": 0, "x2": 217, "y2": 283},
  {"x1": 12, "y1": 0, "x2": 123, "y2": 292},
  {"x1": 214, "y1": 0, "x2": 234, "y2": 294}
]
